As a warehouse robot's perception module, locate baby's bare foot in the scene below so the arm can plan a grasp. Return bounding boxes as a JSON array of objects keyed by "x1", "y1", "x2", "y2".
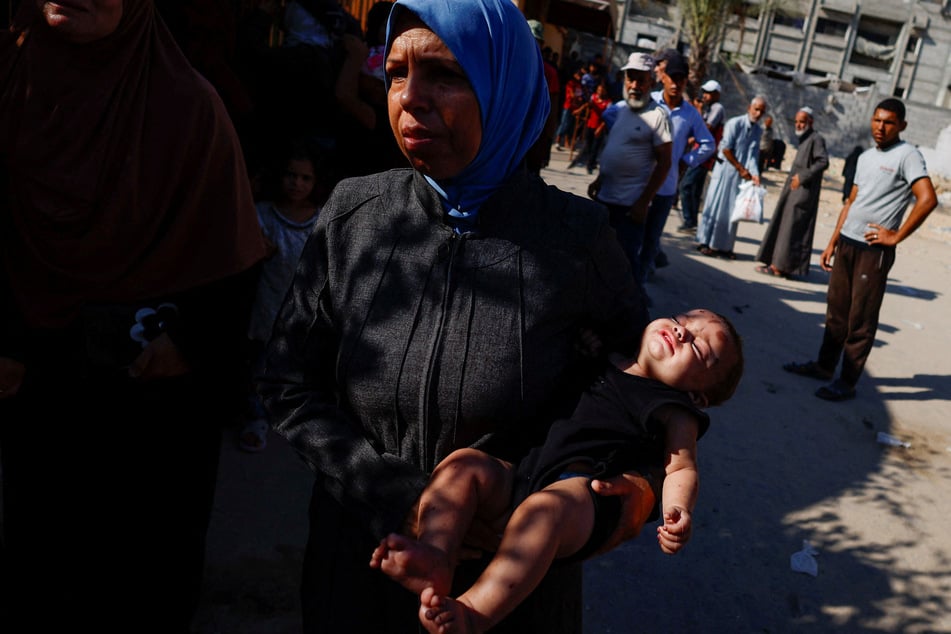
[
  {"x1": 419, "y1": 587, "x2": 485, "y2": 634},
  {"x1": 370, "y1": 533, "x2": 453, "y2": 595}
]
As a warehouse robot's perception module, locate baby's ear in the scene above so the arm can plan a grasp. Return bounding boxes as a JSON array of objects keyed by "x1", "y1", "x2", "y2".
[{"x1": 688, "y1": 391, "x2": 709, "y2": 409}]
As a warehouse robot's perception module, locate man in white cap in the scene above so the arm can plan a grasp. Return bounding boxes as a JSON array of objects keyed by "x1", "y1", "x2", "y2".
[
  {"x1": 678, "y1": 79, "x2": 725, "y2": 232},
  {"x1": 588, "y1": 52, "x2": 672, "y2": 271},
  {"x1": 755, "y1": 106, "x2": 829, "y2": 279}
]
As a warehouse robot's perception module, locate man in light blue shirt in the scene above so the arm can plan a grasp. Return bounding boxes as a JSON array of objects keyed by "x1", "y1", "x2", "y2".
[{"x1": 639, "y1": 50, "x2": 714, "y2": 288}]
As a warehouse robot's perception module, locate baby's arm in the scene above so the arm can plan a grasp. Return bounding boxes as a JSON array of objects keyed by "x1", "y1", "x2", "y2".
[{"x1": 656, "y1": 408, "x2": 700, "y2": 555}]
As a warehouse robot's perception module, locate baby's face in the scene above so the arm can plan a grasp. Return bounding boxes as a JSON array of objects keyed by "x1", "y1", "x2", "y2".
[{"x1": 640, "y1": 309, "x2": 736, "y2": 396}]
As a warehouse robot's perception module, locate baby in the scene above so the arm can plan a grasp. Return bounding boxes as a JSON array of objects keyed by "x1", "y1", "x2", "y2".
[{"x1": 370, "y1": 308, "x2": 743, "y2": 633}]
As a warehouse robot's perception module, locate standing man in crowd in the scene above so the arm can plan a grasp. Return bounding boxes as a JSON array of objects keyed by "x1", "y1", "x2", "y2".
[
  {"x1": 678, "y1": 79, "x2": 725, "y2": 233},
  {"x1": 588, "y1": 52, "x2": 671, "y2": 272},
  {"x1": 638, "y1": 50, "x2": 714, "y2": 290},
  {"x1": 783, "y1": 99, "x2": 937, "y2": 401},
  {"x1": 696, "y1": 95, "x2": 767, "y2": 260},
  {"x1": 755, "y1": 106, "x2": 829, "y2": 279}
]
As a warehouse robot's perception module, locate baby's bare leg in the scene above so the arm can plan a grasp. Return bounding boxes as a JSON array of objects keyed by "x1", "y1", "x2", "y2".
[
  {"x1": 370, "y1": 448, "x2": 514, "y2": 596},
  {"x1": 370, "y1": 533, "x2": 454, "y2": 595},
  {"x1": 437, "y1": 477, "x2": 597, "y2": 631}
]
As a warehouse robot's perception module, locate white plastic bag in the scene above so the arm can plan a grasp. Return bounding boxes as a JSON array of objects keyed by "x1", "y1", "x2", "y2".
[
  {"x1": 790, "y1": 540, "x2": 819, "y2": 577},
  {"x1": 730, "y1": 180, "x2": 766, "y2": 223}
]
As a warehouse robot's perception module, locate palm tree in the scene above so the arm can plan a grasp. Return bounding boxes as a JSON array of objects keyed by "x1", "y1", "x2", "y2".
[{"x1": 677, "y1": 0, "x2": 744, "y2": 91}]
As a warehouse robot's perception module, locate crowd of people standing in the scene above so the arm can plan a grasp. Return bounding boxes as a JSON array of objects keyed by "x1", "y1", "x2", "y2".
[{"x1": 554, "y1": 45, "x2": 936, "y2": 408}]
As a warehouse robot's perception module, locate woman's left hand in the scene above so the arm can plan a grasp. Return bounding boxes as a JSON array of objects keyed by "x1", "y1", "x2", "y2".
[
  {"x1": 589, "y1": 471, "x2": 656, "y2": 555},
  {"x1": 128, "y1": 332, "x2": 191, "y2": 380}
]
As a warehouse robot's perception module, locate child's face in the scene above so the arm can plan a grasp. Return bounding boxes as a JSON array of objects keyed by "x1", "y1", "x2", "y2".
[
  {"x1": 281, "y1": 159, "x2": 317, "y2": 204},
  {"x1": 640, "y1": 309, "x2": 737, "y2": 398}
]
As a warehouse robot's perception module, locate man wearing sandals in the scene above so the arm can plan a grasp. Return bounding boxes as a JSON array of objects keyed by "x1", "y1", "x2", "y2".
[
  {"x1": 754, "y1": 107, "x2": 829, "y2": 279},
  {"x1": 695, "y1": 96, "x2": 768, "y2": 259},
  {"x1": 783, "y1": 99, "x2": 937, "y2": 401}
]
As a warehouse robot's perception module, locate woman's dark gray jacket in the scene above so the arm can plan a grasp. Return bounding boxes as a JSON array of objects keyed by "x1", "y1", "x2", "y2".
[{"x1": 260, "y1": 167, "x2": 648, "y2": 632}]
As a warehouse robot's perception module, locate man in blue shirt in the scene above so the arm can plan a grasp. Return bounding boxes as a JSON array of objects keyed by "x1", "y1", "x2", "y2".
[{"x1": 639, "y1": 50, "x2": 714, "y2": 290}]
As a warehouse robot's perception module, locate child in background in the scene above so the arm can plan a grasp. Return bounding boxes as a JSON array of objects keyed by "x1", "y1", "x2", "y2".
[
  {"x1": 370, "y1": 309, "x2": 744, "y2": 633},
  {"x1": 568, "y1": 82, "x2": 611, "y2": 174},
  {"x1": 239, "y1": 142, "x2": 328, "y2": 452}
]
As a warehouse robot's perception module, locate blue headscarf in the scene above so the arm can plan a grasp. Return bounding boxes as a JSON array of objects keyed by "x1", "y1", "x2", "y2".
[{"x1": 385, "y1": 0, "x2": 550, "y2": 224}]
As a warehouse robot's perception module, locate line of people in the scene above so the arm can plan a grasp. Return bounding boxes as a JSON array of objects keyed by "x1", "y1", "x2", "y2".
[{"x1": 565, "y1": 46, "x2": 938, "y2": 408}]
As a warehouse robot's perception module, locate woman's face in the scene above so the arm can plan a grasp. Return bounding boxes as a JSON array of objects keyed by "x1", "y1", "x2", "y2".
[
  {"x1": 386, "y1": 15, "x2": 482, "y2": 180},
  {"x1": 38, "y1": 0, "x2": 124, "y2": 43}
]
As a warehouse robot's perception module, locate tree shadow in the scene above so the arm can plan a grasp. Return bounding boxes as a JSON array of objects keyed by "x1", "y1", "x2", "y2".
[{"x1": 584, "y1": 232, "x2": 951, "y2": 633}]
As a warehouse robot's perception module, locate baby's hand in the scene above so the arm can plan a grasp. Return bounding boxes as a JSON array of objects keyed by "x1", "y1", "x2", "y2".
[{"x1": 656, "y1": 505, "x2": 692, "y2": 555}]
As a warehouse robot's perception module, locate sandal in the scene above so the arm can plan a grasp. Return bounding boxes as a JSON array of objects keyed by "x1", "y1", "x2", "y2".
[
  {"x1": 782, "y1": 361, "x2": 833, "y2": 381},
  {"x1": 815, "y1": 380, "x2": 856, "y2": 402},
  {"x1": 755, "y1": 265, "x2": 784, "y2": 277},
  {"x1": 239, "y1": 418, "x2": 269, "y2": 453},
  {"x1": 697, "y1": 245, "x2": 716, "y2": 257}
]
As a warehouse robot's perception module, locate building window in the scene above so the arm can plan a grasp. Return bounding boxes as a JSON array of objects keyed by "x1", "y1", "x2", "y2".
[
  {"x1": 635, "y1": 35, "x2": 658, "y2": 51},
  {"x1": 849, "y1": 17, "x2": 901, "y2": 69},
  {"x1": 815, "y1": 17, "x2": 848, "y2": 38},
  {"x1": 772, "y1": 11, "x2": 806, "y2": 31}
]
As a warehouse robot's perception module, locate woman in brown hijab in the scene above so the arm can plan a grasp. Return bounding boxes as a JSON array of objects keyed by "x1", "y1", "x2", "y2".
[{"x1": 0, "y1": 1, "x2": 266, "y2": 631}]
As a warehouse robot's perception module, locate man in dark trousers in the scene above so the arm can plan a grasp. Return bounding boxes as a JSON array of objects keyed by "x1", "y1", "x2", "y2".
[
  {"x1": 754, "y1": 107, "x2": 829, "y2": 279},
  {"x1": 783, "y1": 99, "x2": 937, "y2": 401}
]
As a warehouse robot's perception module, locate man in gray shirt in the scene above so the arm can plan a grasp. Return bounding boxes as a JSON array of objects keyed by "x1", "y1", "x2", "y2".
[
  {"x1": 587, "y1": 52, "x2": 671, "y2": 271},
  {"x1": 783, "y1": 99, "x2": 937, "y2": 401}
]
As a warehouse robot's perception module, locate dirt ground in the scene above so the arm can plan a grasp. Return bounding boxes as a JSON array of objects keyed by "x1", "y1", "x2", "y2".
[{"x1": 193, "y1": 144, "x2": 951, "y2": 634}]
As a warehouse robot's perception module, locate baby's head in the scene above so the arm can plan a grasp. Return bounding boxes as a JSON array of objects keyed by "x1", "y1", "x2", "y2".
[{"x1": 640, "y1": 309, "x2": 743, "y2": 408}]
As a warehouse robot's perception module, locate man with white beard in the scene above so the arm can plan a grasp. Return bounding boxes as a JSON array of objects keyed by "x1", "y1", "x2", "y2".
[{"x1": 588, "y1": 52, "x2": 671, "y2": 271}]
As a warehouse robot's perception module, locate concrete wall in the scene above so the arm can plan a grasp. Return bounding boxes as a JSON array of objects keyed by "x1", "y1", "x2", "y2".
[
  {"x1": 705, "y1": 61, "x2": 951, "y2": 162},
  {"x1": 620, "y1": 0, "x2": 951, "y2": 110}
]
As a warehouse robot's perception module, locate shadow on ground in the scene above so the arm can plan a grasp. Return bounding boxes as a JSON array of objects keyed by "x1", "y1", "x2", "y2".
[{"x1": 582, "y1": 232, "x2": 951, "y2": 633}]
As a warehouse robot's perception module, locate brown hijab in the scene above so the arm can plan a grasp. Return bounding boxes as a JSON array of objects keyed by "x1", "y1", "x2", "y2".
[{"x1": 0, "y1": 0, "x2": 266, "y2": 328}]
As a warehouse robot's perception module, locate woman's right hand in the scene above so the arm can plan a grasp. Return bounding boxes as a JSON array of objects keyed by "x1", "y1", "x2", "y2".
[
  {"x1": 0, "y1": 357, "x2": 25, "y2": 399},
  {"x1": 589, "y1": 472, "x2": 656, "y2": 554}
]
